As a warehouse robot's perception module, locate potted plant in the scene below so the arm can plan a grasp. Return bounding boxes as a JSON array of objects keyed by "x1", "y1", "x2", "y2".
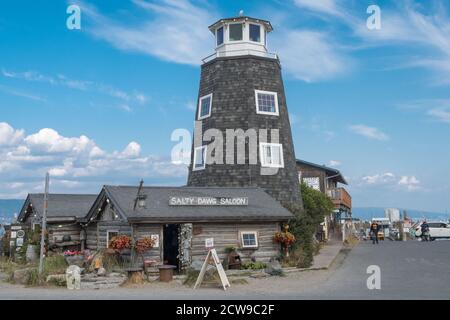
[
  {"x1": 274, "y1": 225, "x2": 296, "y2": 258},
  {"x1": 224, "y1": 246, "x2": 241, "y2": 270}
]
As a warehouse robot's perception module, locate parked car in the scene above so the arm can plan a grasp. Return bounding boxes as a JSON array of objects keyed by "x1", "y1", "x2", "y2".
[{"x1": 415, "y1": 222, "x2": 450, "y2": 240}]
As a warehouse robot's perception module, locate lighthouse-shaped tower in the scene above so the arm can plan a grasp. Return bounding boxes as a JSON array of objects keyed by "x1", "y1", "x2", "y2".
[{"x1": 187, "y1": 15, "x2": 302, "y2": 207}]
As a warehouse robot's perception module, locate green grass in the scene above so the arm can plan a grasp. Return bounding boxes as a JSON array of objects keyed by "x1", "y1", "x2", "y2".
[{"x1": 0, "y1": 258, "x2": 18, "y2": 280}]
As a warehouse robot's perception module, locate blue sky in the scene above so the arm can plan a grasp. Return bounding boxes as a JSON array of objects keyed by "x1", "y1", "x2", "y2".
[{"x1": 0, "y1": 0, "x2": 449, "y2": 212}]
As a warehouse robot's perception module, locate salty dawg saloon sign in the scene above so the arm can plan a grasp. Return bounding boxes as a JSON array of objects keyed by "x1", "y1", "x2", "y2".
[{"x1": 169, "y1": 196, "x2": 248, "y2": 206}]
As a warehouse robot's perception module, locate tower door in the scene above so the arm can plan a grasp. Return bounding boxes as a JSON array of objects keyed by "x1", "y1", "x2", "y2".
[{"x1": 163, "y1": 224, "x2": 180, "y2": 269}]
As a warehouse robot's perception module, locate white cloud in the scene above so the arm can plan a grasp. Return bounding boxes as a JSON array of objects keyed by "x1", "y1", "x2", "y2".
[
  {"x1": 362, "y1": 172, "x2": 395, "y2": 185},
  {"x1": 360, "y1": 172, "x2": 421, "y2": 192},
  {"x1": 328, "y1": 160, "x2": 341, "y2": 167},
  {"x1": 186, "y1": 101, "x2": 196, "y2": 111},
  {"x1": 428, "y1": 107, "x2": 450, "y2": 124},
  {"x1": 25, "y1": 128, "x2": 95, "y2": 154},
  {"x1": 0, "y1": 84, "x2": 46, "y2": 102},
  {"x1": 349, "y1": 124, "x2": 390, "y2": 141},
  {"x1": 121, "y1": 142, "x2": 142, "y2": 158},
  {"x1": 290, "y1": 1, "x2": 450, "y2": 85},
  {"x1": 79, "y1": 0, "x2": 217, "y2": 66},
  {"x1": 273, "y1": 30, "x2": 348, "y2": 82},
  {"x1": 293, "y1": 0, "x2": 342, "y2": 17},
  {"x1": 2, "y1": 68, "x2": 148, "y2": 109},
  {"x1": 0, "y1": 122, "x2": 24, "y2": 146},
  {"x1": 398, "y1": 175, "x2": 421, "y2": 191},
  {"x1": 0, "y1": 122, "x2": 187, "y2": 197}
]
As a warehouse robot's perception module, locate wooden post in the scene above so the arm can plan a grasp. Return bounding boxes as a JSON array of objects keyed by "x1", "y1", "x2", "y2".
[{"x1": 39, "y1": 173, "x2": 49, "y2": 275}]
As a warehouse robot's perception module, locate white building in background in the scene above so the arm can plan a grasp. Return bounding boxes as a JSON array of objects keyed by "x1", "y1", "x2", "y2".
[{"x1": 385, "y1": 208, "x2": 401, "y2": 222}]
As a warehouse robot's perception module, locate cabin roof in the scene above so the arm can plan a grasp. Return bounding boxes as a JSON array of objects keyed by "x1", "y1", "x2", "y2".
[
  {"x1": 296, "y1": 159, "x2": 348, "y2": 185},
  {"x1": 86, "y1": 186, "x2": 293, "y2": 223},
  {"x1": 18, "y1": 194, "x2": 97, "y2": 222}
]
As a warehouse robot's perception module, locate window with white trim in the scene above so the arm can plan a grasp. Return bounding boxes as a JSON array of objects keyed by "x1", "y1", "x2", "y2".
[
  {"x1": 240, "y1": 231, "x2": 258, "y2": 248},
  {"x1": 193, "y1": 145, "x2": 207, "y2": 171},
  {"x1": 255, "y1": 90, "x2": 279, "y2": 115},
  {"x1": 249, "y1": 24, "x2": 261, "y2": 42},
  {"x1": 229, "y1": 23, "x2": 243, "y2": 41},
  {"x1": 198, "y1": 93, "x2": 213, "y2": 120},
  {"x1": 216, "y1": 26, "x2": 224, "y2": 46},
  {"x1": 106, "y1": 230, "x2": 119, "y2": 248},
  {"x1": 260, "y1": 143, "x2": 284, "y2": 168}
]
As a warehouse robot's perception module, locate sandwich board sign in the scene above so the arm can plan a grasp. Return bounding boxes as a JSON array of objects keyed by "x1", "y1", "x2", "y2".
[
  {"x1": 205, "y1": 238, "x2": 214, "y2": 249},
  {"x1": 194, "y1": 248, "x2": 230, "y2": 291}
]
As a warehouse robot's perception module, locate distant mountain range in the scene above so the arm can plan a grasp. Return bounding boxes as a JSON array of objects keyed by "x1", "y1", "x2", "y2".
[
  {"x1": 352, "y1": 207, "x2": 450, "y2": 222},
  {"x1": 0, "y1": 199, "x2": 24, "y2": 224}
]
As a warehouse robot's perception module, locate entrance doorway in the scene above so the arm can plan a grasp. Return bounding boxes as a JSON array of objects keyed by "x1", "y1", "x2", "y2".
[{"x1": 163, "y1": 224, "x2": 180, "y2": 269}]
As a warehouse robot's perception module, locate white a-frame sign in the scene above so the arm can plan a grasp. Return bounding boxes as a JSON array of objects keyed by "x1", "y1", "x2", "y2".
[{"x1": 194, "y1": 248, "x2": 230, "y2": 290}]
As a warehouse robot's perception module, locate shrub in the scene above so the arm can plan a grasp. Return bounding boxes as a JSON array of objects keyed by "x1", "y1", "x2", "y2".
[
  {"x1": 241, "y1": 261, "x2": 267, "y2": 270},
  {"x1": 284, "y1": 183, "x2": 334, "y2": 268},
  {"x1": 44, "y1": 255, "x2": 68, "y2": 275}
]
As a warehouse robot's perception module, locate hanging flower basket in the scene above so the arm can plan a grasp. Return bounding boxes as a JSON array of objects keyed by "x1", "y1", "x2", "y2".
[
  {"x1": 135, "y1": 237, "x2": 156, "y2": 254},
  {"x1": 274, "y1": 231, "x2": 296, "y2": 258},
  {"x1": 109, "y1": 235, "x2": 132, "y2": 252}
]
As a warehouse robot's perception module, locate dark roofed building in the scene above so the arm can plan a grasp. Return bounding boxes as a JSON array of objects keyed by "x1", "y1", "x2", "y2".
[
  {"x1": 83, "y1": 185, "x2": 292, "y2": 270},
  {"x1": 296, "y1": 159, "x2": 352, "y2": 242},
  {"x1": 18, "y1": 194, "x2": 97, "y2": 251}
]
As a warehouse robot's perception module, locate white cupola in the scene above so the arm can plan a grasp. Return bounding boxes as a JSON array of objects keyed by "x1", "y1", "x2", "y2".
[{"x1": 205, "y1": 14, "x2": 275, "y2": 62}]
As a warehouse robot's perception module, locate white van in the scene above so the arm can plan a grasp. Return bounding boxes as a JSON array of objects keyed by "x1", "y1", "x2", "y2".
[{"x1": 415, "y1": 222, "x2": 450, "y2": 240}]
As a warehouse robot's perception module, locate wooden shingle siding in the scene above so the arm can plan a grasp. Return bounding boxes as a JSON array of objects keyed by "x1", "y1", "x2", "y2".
[{"x1": 191, "y1": 222, "x2": 281, "y2": 263}]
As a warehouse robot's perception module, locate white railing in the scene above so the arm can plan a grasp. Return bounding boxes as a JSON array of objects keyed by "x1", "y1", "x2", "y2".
[{"x1": 202, "y1": 49, "x2": 278, "y2": 63}]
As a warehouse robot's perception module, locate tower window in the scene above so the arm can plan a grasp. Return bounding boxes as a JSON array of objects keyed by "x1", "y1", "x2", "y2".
[
  {"x1": 216, "y1": 26, "x2": 224, "y2": 46},
  {"x1": 255, "y1": 90, "x2": 279, "y2": 115},
  {"x1": 198, "y1": 93, "x2": 213, "y2": 120},
  {"x1": 260, "y1": 143, "x2": 284, "y2": 168},
  {"x1": 229, "y1": 23, "x2": 243, "y2": 41},
  {"x1": 193, "y1": 146, "x2": 207, "y2": 171},
  {"x1": 249, "y1": 24, "x2": 261, "y2": 42}
]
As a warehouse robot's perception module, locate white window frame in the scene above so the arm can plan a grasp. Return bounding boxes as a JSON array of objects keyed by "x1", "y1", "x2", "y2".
[
  {"x1": 193, "y1": 145, "x2": 207, "y2": 171},
  {"x1": 260, "y1": 143, "x2": 284, "y2": 168},
  {"x1": 197, "y1": 93, "x2": 213, "y2": 120},
  {"x1": 240, "y1": 231, "x2": 259, "y2": 248},
  {"x1": 249, "y1": 23, "x2": 262, "y2": 43},
  {"x1": 106, "y1": 230, "x2": 119, "y2": 248},
  {"x1": 255, "y1": 90, "x2": 279, "y2": 116},
  {"x1": 228, "y1": 22, "x2": 244, "y2": 42},
  {"x1": 216, "y1": 26, "x2": 224, "y2": 47}
]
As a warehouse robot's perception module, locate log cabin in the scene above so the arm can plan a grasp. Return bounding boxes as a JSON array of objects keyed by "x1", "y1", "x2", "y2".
[
  {"x1": 17, "y1": 194, "x2": 97, "y2": 251},
  {"x1": 82, "y1": 185, "x2": 293, "y2": 271}
]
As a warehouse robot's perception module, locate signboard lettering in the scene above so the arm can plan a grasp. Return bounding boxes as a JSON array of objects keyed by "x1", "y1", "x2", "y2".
[{"x1": 169, "y1": 197, "x2": 248, "y2": 206}]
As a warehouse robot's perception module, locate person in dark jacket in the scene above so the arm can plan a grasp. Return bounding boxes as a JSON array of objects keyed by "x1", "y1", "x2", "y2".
[
  {"x1": 370, "y1": 222, "x2": 380, "y2": 244},
  {"x1": 420, "y1": 220, "x2": 430, "y2": 241}
]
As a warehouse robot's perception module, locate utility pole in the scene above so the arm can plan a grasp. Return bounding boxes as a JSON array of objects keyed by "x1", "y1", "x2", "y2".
[{"x1": 39, "y1": 173, "x2": 49, "y2": 275}]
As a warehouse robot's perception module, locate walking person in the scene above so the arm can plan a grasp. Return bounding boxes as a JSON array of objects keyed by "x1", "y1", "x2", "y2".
[
  {"x1": 420, "y1": 220, "x2": 430, "y2": 241},
  {"x1": 370, "y1": 221, "x2": 380, "y2": 245}
]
